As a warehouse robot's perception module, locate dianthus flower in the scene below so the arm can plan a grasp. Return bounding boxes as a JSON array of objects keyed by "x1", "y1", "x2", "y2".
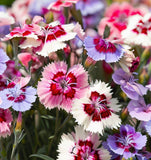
[
  {"x1": 0, "y1": 11, "x2": 15, "y2": 26},
  {"x1": 0, "y1": 108, "x2": 13, "y2": 137},
  {"x1": 107, "y1": 125, "x2": 147, "y2": 159},
  {"x1": 76, "y1": 0, "x2": 104, "y2": 17},
  {"x1": 37, "y1": 61, "x2": 88, "y2": 112},
  {"x1": 98, "y1": 2, "x2": 145, "y2": 40},
  {"x1": 121, "y1": 13, "x2": 151, "y2": 47},
  {"x1": 112, "y1": 68, "x2": 147, "y2": 100},
  {"x1": 127, "y1": 97, "x2": 151, "y2": 121},
  {"x1": 83, "y1": 36, "x2": 125, "y2": 63},
  {"x1": 57, "y1": 126, "x2": 111, "y2": 160},
  {"x1": 4, "y1": 21, "x2": 77, "y2": 57},
  {"x1": 0, "y1": 82, "x2": 37, "y2": 112},
  {"x1": 71, "y1": 81, "x2": 121, "y2": 134},
  {"x1": 48, "y1": 0, "x2": 79, "y2": 11}
]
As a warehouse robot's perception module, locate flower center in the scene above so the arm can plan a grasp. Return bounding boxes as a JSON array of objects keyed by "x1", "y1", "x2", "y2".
[
  {"x1": 71, "y1": 140, "x2": 100, "y2": 160},
  {"x1": 132, "y1": 18, "x2": 151, "y2": 35},
  {"x1": 116, "y1": 133, "x2": 136, "y2": 152},
  {"x1": 84, "y1": 91, "x2": 112, "y2": 121},
  {"x1": 6, "y1": 84, "x2": 26, "y2": 103},
  {"x1": 94, "y1": 38, "x2": 117, "y2": 54},
  {"x1": 50, "y1": 71, "x2": 77, "y2": 99},
  {"x1": 44, "y1": 24, "x2": 66, "y2": 42}
]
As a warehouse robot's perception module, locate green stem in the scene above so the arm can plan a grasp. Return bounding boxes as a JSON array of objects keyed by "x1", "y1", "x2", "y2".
[{"x1": 47, "y1": 112, "x2": 72, "y2": 154}]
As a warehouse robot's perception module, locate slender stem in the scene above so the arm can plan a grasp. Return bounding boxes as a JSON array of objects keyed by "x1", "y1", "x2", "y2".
[
  {"x1": 10, "y1": 136, "x2": 17, "y2": 160},
  {"x1": 47, "y1": 111, "x2": 72, "y2": 154},
  {"x1": 48, "y1": 108, "x2": 59, "y2": 153}
]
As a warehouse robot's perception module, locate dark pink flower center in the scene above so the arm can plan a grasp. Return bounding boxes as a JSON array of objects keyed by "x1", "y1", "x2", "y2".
[
  {"x1": 71, "y1": 140, "x2": 100, "y2": 160},
  {"x1": 84, "y1": 91, "x2": 112, "y2": 121},
  {"x1": 115, "y1": 133, "x2": 136, "y2": 153},
  {"x1": 6, "y1": 86, "x2": 26, "y2": 103},
  {"x1": 50, "y1": 71, "x2": 77, "y2": 99},
  {"x1": 132, "y1": 18, "x2": 151, "y2": 35},
  {"x1": 94, "y1": 38, "x2": 117, "y2": 54},
  {"x1": 45, "y1": 24, "x2": 66, "y2": 42}
]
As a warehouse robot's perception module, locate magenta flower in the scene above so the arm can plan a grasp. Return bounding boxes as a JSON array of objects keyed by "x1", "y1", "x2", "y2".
[
  {"x1": 0, "y1": 82, "x2": 37, "y2": 112},
  {"x1": 112, "y1": 68, "x2": 148, "y2": 100},
  {"x1": 0, "y1": 108, "x2": 13, "y2": 137},
  {"x1": 57, "y1": 126, "x2": 111, "y2": 160},
  {"x1": 107, "y1": 125, "x2": 147, "y2": 159},
  {"x1": 84, "y1": 36, "x2": 125, "y2": 63},
  {"x1": 0, "y1": 49, "x2": 9, "y2": 75},
  {"x1": 127, "y1": 97, "x2": 151, "y2": 121},
  {"x1": 37, "y1": 61, "x2": 88, "y2": 112}
]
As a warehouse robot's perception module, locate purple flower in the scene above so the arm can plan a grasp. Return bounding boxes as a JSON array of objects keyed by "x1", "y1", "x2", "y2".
[
  {"x1": 107, "y1": 125, "x2": 147, "y2": 159},
  {"x1": 28, "y1": 0, "x2": 54, "y2": 16},
  {"x1": 112, "y1": 68, "x2": 147, "y2": 100},
  {"x1": 76, "y1": 0, "x2": 104, "y2": 16},
  {"x1": 84, "y1": 36, "x2": 124, "y2": 63},
  {"x1": 0, "y1": 49, "x2": 9, "y2": 75},
  {"x1": 127, "y1": 97, "x2": 151, "y2": 121},
  {"x1": 142, "y1": 120, "x2": 151, "y2": 136},
  {"x1": 0, "y1": 82, "x2": 37, "y2": 112}
]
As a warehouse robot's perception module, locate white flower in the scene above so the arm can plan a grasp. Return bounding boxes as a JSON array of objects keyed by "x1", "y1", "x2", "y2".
[
  {"x1": 71, "y1": 81, "x2": 121, "y2": 135},
  {"x1": 57, "y1": 126, "x2": 111, "y2": 160},
  {"x1": 122, "y1": 13, "x2": 151, "y2": 47}
]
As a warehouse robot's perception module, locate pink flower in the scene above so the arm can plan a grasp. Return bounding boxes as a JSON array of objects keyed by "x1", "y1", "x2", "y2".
[
  {"x1": 0, "y1": 12, "x2": 15, "y2": 26},
  {"x1": 18, "y1": 52, "x2": 44, "y2": 72},
  {"x1": 37, "y1": 61, "x2": 88, "y2": 112},
  {"x1": 4, "y1": 21, "x2": 76, "y2": 57},
  {"x1": 0, "y1": 108, "x2": 13, "y2": 137},
  {"x1": 98, "y1": 2, "x2": 146, "y2": 40},
  {"x1": 48, "y1": 0, "x2": 79, "y2": 11},
  {"x1": 8, "y1": 0, "x2": 33, "y2": 23}
]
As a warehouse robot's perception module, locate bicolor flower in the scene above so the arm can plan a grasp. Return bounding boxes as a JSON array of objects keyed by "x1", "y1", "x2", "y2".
[
  {"x1": 0, "y1": 49, "x2": 9, "y2": 75},
  {"x1": 35, "y1": 21, "x2": 77, "y2": 56},
  {"x1": 121, "y1": 13, "x2": 151, "y2": 47},
  {"x1": 112, "y1": 68, "x2": 148, "y2": 100},
  {"x1": 83, "y1": 36, "x2": 125, "y2": 63},
  {"x1": 107, "y1": 125, "x2": 147, "y2": 159},
  {"x1": 127, "y1": 97, "x2": 151, "y2": 121},
  {"x1": 57, "y1": 126, "x2": 111, "y2": 160},
  {"x1": 5, "y1": 21, "x2": 76, "y2": 57},
  {"x1": 98, "y1": 2, "x2": 146, "y2": 40},
  {"x1": 119, "y1": 49, "x2": 139, "y2": 73},
  {"x1": 37, "y1": 61, "x2": 88, "y2": 112},
  {"x1": 0, "y1": 108, "x2": 13, "y2": 138},
  {"x1": 71, "y1": 81, "x2": 121, "y2": 134},
  {"x1": 48, "y1": 0, "x2": 79, "y2": 11},
  {"x1": 0, "y1": 82, "x2": 37, "y2": 112}
]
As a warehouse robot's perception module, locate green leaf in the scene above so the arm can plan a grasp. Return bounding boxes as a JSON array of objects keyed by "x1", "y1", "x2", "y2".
[
  {"x1": 103, "y1": 25, "x2": 110, "y2": 39},
  {"x1": 29, "y1": 154, "x2": 54, "y2": 160}
]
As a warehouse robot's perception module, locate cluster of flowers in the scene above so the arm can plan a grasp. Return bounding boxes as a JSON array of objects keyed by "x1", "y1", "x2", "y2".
[{"x1": 0, "y1": 0, "x2": 151, "y2": 159}]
